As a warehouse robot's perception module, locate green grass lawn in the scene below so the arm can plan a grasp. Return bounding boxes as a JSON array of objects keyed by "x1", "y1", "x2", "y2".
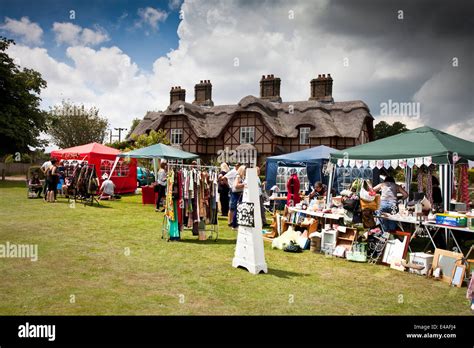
[{"x1": 0, "y1": 180, "x2": 470, "y2": 315}]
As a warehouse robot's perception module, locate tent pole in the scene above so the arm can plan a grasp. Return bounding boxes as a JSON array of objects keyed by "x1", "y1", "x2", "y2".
[
  {"x1": 153, "y1": 158, "x2": 159, "y2": 183},
  {"x1": 326, "y1": 162, "x2": 336, "y2": 206},
  {"x1": 109, "y1": 156, "x2": 120, "y2": 178}
]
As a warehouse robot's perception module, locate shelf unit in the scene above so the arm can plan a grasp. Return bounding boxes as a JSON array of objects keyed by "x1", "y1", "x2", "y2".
[{"x1": 336, "y1": 226, "x2": 357, "y2": 251}]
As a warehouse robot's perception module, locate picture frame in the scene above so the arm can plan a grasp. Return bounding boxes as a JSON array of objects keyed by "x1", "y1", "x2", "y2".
[
  {"x1": 382, "y1": 231, "x2": 410, "y2": 266},
  {"x1": 450, "y1": 264, "x2": 466, "y2": 288},
  {"x1": 432, "y1": 248, "x2": 463, "y2": 283}
]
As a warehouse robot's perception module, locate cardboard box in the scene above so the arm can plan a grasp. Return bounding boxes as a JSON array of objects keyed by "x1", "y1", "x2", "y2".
[
  {"x1": 435, "y1": 213, "x2": 467, "y2": 227},
  {"x1": 408, "y1": 252, "x2": 434, "y2": 275}
]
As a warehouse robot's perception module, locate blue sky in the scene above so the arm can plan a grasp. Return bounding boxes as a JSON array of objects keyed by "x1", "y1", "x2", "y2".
[{"x1": 0, "y1": 0, "x2": 181, "y2": 71}]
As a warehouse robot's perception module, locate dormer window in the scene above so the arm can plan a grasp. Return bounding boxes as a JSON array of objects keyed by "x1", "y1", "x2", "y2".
[
  {"x1": 299, "y1": 127, "x2": 310, "y2": 145},
  {"x1": 240, "y1": 127, "x2": 255, "y2": 144},
  {"x1": 170, "y1": 129, "x2": 183, "y2": 145}
]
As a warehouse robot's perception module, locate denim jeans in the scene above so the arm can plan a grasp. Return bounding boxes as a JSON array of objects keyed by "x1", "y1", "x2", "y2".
[
  {"x1": 231, "y1": 191, "x2": 243, "y2": 228},
  {"x1": 379, "y1": 200, "x2": 397, "y2": 232}
]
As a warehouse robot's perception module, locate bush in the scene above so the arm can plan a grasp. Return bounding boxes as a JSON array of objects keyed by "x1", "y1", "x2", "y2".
[{"x1": 469, "y1": 169, "x2": 474, "y2": 185}]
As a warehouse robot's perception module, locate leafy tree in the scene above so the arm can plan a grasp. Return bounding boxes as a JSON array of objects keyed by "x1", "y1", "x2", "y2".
[
  {"x1": 131, "y1": 129, "x2": 170, "y2": 149},
  {"x1": 47, "y1": 100, "x2": 109, "y2": 148},
  {"x1": 125, "y1": 118, "x2": 141, "y2": 139},
  {"x1": 374, "y1": 121, "x2": 409, "y2": 140},
  {"x1": 106, "y1": 140, "x2": 130, "y2": 151},
  {"x1": 0, "y1": 37, "x2": 48, "y2": 156}
]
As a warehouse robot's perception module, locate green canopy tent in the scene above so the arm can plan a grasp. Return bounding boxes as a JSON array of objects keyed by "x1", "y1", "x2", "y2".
[
  {"x1": 330, "y1": 126, "x2": 474, "y2": 164},
  {"x1": 111, "y1": 143, "x2": 199, "y2": 182},
  {"x1": 117, "y1": 143, "x2": 199, "y2": 160},
  {"x1": 328, "y1": 126, "x2": 474, "y2": 211}
]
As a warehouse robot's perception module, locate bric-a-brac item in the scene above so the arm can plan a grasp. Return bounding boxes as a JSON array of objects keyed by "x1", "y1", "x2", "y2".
[{"x1": 232, "y1": 167, "x2": 268, "y2": 274}]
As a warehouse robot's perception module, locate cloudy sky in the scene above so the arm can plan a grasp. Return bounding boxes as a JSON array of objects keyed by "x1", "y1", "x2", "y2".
[{"x1": 1, "y1": 0, "x2": 473, "y2": 148}]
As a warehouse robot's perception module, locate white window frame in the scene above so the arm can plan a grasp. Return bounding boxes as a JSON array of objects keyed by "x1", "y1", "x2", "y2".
[
  {"x1": 300, "y1": 127, "x2": 310, "y2": 145},
  {"x1": 240, "y1": 126, "x2": 255, "y2": 144},
  {"x1": 170, "y1": 129, "x2": 183, "y2": 145},
  {"x1": 276, "y1": 166, "x2": 310, "y2": 193}
]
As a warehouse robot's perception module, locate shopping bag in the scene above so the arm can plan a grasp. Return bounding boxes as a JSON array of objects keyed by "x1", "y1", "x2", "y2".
[{"x1": 359, "y1": 180, "x2": 375, "y2": 202}]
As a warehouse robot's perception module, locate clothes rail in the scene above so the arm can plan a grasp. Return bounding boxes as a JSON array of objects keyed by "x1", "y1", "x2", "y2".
[{"x1": 166, "y1": 163, "x2": 219, "y2": 169}]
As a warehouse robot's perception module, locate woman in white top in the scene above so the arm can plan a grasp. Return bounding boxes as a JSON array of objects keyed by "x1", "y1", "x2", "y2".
[{"x1": 373, "y1": 176, "x2": 408, "y2": 231}]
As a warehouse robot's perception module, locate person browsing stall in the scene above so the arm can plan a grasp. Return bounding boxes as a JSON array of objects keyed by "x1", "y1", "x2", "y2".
[
  {"x1": 309, "y1": 181, "x2": 327, "y2": 200},
  {"x1": 224, "y1": 163, "x2": 241, "y2": 226},
  {"x1": 45, "y1": 159, "x2": 59, "y2": 203},
  {"x1": 256, "y1": 166, "x2": 268, "y2": 226},
  {"x1": 155, "y1": 162, "x2": 168, "y2": 212},
  {"x1": 373, "y1": 175, "x2": 408, "y2": 231},
  {"x1": 40, "y1": 159, "x2": 52, "y2": 201},
  {"x1": 231, "y1": 165, "x2": 246, "y2": 229},
  {"x1": 218, "y1": 162, "x2": 230, "y2": 217}
]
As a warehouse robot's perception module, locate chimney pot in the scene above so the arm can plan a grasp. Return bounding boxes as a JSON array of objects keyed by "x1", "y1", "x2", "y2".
[
  {"x1": 170, "y1": 85, "x2": 186, "y2": 105},
  {"x1": 193, "y1": 79, "x2": 213, "y2": 106},
  {"x1": 309, "y1": 73, "x2": 333, "y2": 102},
  {"x1": 260, "y1": 74, "x2": 282, "y2": 102}
]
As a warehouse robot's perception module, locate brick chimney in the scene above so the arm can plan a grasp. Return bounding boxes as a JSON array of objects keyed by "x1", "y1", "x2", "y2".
[
  {"x1": 170, "y1": 86, "x2": 186, "y2": 104},
  {"x1": 193, "y1": 80, "x2": 214, "y2": 106},
  {"x1": 309, "y1": 74, "x2": 333, "y2": 102},
  {"x1": 260, "y1": 74, "x2": 282, "y2": 102}
]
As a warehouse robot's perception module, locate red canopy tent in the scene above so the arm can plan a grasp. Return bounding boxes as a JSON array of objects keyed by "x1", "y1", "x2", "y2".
[{"x1": 50, "y1": 142, "x2": 137, "y2": 194}]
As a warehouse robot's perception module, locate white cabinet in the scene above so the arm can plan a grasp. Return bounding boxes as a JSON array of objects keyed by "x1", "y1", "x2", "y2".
[{"x1": 232, "y1": 168, "x2": 268, "y2": 274}]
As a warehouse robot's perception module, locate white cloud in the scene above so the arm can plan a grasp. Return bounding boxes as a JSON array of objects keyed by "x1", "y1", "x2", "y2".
[
  {"x1": 169, "y1": 0, "x2": 183, "y2": 10},
  {"x1": 136, "y1": 7, "x2": 168, "y2": 31},
  {"x1": 4, "y1": 0, "x2": 472, "y2": 149},
  {"x1": 52, "y1": 22, "x2": 110, "y2": 46},
  {"x1": 0, "y1": 17, "x2": 43, "y2": 45}
]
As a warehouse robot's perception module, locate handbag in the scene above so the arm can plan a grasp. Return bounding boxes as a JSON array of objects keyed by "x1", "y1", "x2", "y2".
[
  {"x1": 360, "y1": 195, "x2": 380, "y2": 211},
  {"x1": 343, "y1": 198, "x2": 359, "y2": 212},
  {"x1": 362, "y1": 209, "x2": 376, "y2": 229},
  {"x1": 284, "y1": 241, "x2": 303, "y2": 253}
]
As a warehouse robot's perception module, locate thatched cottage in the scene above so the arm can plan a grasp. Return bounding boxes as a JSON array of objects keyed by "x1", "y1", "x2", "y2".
[{"x1": 131, "y1": 74, "x2": 374, "y2": 165}]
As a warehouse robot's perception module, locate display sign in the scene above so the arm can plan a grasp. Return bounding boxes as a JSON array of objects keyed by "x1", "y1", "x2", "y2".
[{"x1": 237, "y1": 202, "x2": 255, "y2": 227}]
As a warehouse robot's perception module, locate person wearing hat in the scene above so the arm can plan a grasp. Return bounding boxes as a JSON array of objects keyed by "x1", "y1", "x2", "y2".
[{"x1": 99, "y1": 173, "x2": 116, "y2": 200}]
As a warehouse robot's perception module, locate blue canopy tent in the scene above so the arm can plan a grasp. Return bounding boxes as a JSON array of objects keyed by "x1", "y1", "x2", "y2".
[{"x1": 265, "y1": 145, "x2": 336, "y2": 192}]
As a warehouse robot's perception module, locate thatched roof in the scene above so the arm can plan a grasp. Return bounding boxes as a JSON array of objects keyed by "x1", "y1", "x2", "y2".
[{"x1": 130, "y1": 96, "x2": 372, "y2": 140}]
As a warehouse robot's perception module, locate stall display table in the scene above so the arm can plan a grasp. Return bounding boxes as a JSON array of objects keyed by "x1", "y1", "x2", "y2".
[
  {"x1": 141, "y1": 185, "x2": 157, "y2": 205},
  {"x1": 288, "y1": 207, "x2": 344, "y2": 221},
  {"x1": 376, "y1": 214, "x2": 434, "y2": 252},
  {"x1": 377, "y1": 213, "x2": 474, "y2": 256},
  {"x1": 268, "y1": 196, "x2": 287, "y2": 212},
  {"x1": 422, "y1": 222, "x2": 474, "y2": 256}
]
